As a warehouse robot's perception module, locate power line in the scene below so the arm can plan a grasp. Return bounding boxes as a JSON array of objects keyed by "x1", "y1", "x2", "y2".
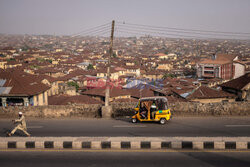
[
  {"x1": 116, "y1": 30, "x2": 197, "y2": 40},
  {"x1": 90, "y1": 31, "x2": 110, "y2": 37},
  {"x1": 70, "y1": 22, "x2": 111, "y2": 37},
  {"x1": 116, "y1": 23, "x2": 250, "y2": 38},
  {"x1": 71, "y1": 26, "x2": 110, "y2": 37},
  {"x1": 115, "y1": 30, "x2": 149, "y2": 37},
  {"x1": 87, "y1": 28, "x2": 111, "y2": 36},
  {"x1": 115, "y1": 27, "x2": 221, "y2": 39},
  {"x1": 116, "y1": 21, "x2": 250, "y2": 36}
]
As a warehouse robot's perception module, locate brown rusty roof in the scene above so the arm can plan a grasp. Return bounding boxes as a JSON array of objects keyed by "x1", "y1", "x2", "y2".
[
  {"x1": 48, "y1": 94, "x2": 103, "y2": 105},
  {"x1": 111, "y1": 97, "x2": 138, "y2": 103},
  {"x1": 127, "y1": 88, "x2": 154, "y2": 99},
  {"x1": 199, "y1": 54, "x2": 237, "y2": 65},
  {"x1": 188, "y1": 86, "x2": 235, "y2": 99},
  {"x1": 220, "y1": 73, "x2": 250, "y2": 90},
  {"x1": 0, "y1": 69, "x2": 50, "y2": 96},
  {"x1": 82, "y1": 88, "x2": 130, "y2": 98}
]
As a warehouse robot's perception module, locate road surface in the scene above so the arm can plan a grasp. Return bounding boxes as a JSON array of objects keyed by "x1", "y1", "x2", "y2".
[
  {"x1": 1, "y1": 117, "x2": 250, "y2": 137},
  {"x1": 0, "y1": 150, "x2": 250, "y2": 167}
]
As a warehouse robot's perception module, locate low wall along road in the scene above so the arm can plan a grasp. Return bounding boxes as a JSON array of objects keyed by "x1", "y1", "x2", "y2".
[{"x1": 0, "y1": 102, "x2": 249, "y2": 118}]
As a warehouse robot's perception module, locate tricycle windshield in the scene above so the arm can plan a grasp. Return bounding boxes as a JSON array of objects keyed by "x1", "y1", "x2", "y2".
[
  {"x1": 140, "y1": 97, "x2": 169, "y2": 110},
  {"x1": 156, "y1": 98, "x2": 168, "y2": 110}
]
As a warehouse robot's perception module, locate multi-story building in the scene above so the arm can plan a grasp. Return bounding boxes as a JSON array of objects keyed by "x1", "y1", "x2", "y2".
[{"x1": 196, "y1": 54, "x2": 245, "y2": 80}]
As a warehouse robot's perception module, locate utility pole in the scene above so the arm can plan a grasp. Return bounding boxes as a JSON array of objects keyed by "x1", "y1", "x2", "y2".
[
  {"x1": 102, "y1": 20, "x2": 115, "y2": 118},
  {"x1": 105, "y1": 20, "x2": 115, "y2": 107}
]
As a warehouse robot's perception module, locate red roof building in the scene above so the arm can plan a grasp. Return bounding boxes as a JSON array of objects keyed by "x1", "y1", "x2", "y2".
[{"x1": 196, "y1": 54, "x2": 245, "y2": 80}]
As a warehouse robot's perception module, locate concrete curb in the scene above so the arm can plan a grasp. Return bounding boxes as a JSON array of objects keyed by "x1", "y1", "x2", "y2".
[{"x1": 0, "y1": 137, "x2": 250, "y2": 150}]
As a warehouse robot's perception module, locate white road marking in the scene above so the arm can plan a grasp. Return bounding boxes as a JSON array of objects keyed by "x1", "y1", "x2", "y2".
[
  {"x1": 113, "y1": 125, "x2": 146, "y2": 128},
  {"x1": 28, "y1": 126, "x2": 44, "y2": 129},
  {"x1": 225, "y1": 125, "x2": 250, "y2": 127}
]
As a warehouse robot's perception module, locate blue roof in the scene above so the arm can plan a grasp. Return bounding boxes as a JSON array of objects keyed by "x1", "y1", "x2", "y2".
[
  {"x1": 0, "y1": 87, "x2": 12, "y2": 95},
  {"x1": 123, "y1": 80, "x2": 145, "y2": 89},
  {"x1": 78, "y1": 62, "x2": 91, "y2": 65},
  {"x1": 131, "y1": 83, "x2": 160, "y2": 90},
  {"x1": 0, "y1": 79, "x2": 6, "y2": 87},
  {"x1": 180, "y1": 92, "x2": 192, "y2": 98},
  {"x1": 123, "y1": 79, "x2": 161, "y2": 90}
]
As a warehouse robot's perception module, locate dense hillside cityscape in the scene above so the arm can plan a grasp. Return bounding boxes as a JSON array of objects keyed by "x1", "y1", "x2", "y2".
[{"x1": 0, "y1": 34, "x2": 249, "y2": 106}]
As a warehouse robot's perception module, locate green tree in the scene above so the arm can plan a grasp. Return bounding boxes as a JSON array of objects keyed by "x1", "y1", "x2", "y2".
[
  {"x1": 87, "y1": 64, "x2": 94, "y2": 70},
  {"x1": 29, "y1": 65, "x2": 40, "y2": 69},
  {"x1": 162, "y1": 73, "x2": 176, "y2": 79},
  {"x1": 67, "y1": 81, "x2": 79, "y2": 91},
  {"x1": 46, "y1": 59, "x2": 53, "y2": 64},
  {"x1": 36, "y1": 58, "x2": 45, "y2": 62},
  {"x1": 7, "y1": 58, "x2": 15, "y2": 62}
]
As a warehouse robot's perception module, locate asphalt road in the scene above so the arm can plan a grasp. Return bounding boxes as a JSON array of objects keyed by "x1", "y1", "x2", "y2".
[
  {"x1": 1, "y1": 117, "x2": 250, "y2": 137},
  {"x1": 0, "y1": 150, "x2": 250, "y2": 167}
]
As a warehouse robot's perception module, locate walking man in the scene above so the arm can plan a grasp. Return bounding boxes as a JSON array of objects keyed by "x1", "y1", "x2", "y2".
[{"x1": 7, "y1": 112, "x2": 30, "y2": 137}]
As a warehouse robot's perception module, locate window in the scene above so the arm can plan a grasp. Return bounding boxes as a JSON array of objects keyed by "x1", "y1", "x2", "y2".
[
  {"x1": 204, "y1": 71, "x2": 214, "y2": 75},
  {"x1": 204, "y1": 66, "x2": 214, "y2": 70},
  {"x1": 43, "y1": 92, "x2": 45, "y2": 103}
]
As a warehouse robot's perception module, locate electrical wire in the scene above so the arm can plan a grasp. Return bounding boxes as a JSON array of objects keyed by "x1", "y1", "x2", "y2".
[
  {"x1": 115, "y1": 27, "x2": 221, "y2": 39},
  {"x1": 71, "y1": 26, "x2": 110, "y2": 37},
  {"x1": 116, "y1": 23, "x2": 250, "y2": 38},
  {"x1": 69, "y1": 22, "x2": 111, "y2": 37},
  {"x1": 116, "y1": 21, "x2": 250, "y2": 35},
  {"x1": 96, "y1": 30, "x2": 111, "y2": 37},
  {"x1": 67, "y1": 21, "x2": 250, "y2": 39},
  {"x1": 87, "y1": 28, "x2": 111, "y2": 36}
]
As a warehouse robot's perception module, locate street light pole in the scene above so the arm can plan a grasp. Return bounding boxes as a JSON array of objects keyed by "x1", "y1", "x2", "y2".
[{"x1": 105, "y1": 20, "x2": 115, "y2": 107}]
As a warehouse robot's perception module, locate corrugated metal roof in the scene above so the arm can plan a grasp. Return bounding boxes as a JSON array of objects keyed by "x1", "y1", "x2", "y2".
[
  {"x1": 180, "y1": 92, "x2": 192, "y2": 98},
  {"x1": 78, "y1": 62, "x2": 90, "y2": 65},
  {"x1": 0, "y1": 79, "x2": 6, "y2": 87},
  {"x1": 0, "y1": 87, "x2": 12, "y2": 95}
]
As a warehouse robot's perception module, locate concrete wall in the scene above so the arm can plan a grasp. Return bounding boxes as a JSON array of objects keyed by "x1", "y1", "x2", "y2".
[
  {"x1": 0, "y1": 102, "x2": 249, "y2": 118},
  {"x1": 112, "y1": 101, "x2": 250, "y2": 117},
  {"x1": 190, "y1": 98, "x2": 235, "y2": 103},
  {"x1": 0, "y1": 104, "x2": 102, "y2": 118},
  {"x1": 233, "y1": 62, "x2": 245, "y2": 79},
  {"x1": 47, "y1": 82, "x2": 59, "y2": 96},
  {"x1": 169, "y1": 102, "x2": 250, "y2": 116},
  {"x1": 112, "y1": 102, "x2": 138, "y2": 117},
  {"x1": 33, "y1": 91, "x2": 48, "y2": 106}
]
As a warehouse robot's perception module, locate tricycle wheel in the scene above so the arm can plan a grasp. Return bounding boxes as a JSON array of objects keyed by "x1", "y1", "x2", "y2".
[
  {"x1": 131, "y1": 118, "x2": 137, "y2": 123},
  {"x1": 159, "y1": 118, "x2": 166, "y2": 125}
]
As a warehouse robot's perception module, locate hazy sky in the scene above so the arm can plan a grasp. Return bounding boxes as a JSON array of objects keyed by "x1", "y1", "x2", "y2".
[{"x1": 0, "y1": 0, "x2": 250, "y2": 37}]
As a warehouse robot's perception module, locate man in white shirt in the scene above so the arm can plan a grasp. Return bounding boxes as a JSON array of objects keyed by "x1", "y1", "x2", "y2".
[{"x1": 7, "y1": 112, "x2": 30, "y2": 137}]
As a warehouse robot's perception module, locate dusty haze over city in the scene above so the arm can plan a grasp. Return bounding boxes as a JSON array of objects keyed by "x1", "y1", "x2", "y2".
[{"x1": 0, "y1": 0, "x2": 250, "y2": 39}]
